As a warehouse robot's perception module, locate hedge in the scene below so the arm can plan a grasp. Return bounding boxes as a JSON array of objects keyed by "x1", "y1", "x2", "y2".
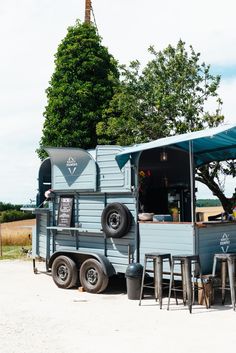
[{"x1": 0, "y1": 210, "x2": 35, "y2": 223}]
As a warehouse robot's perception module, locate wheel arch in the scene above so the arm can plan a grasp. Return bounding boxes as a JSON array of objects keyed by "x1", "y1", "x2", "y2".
[{"x1": 48, "y1": 251, "x2": 116, "y2": 277}]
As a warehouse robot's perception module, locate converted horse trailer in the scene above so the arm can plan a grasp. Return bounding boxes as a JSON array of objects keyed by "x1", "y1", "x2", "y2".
[{"x1": 33, "y1": 124, "x2": 236, "y2": 293}]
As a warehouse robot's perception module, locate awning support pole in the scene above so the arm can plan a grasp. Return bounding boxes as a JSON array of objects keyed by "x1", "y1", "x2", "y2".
[{"x1": 189, "y1": 141, "x2": 195, "y2": 224}]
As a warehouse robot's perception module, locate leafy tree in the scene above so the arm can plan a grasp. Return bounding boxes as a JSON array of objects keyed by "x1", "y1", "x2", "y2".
[
  {"x1": 196, "y1": 161, "x2": 236, "y2": 213},
  {"x1": 97, "y1": 40, "x2": 235, "y2": 212},
  {"x1": 97, "y1": 40, "x2": 223, "y2": 144},
  {"x1": 37, "y1": 21, "x2": 119, "y2": 160}
]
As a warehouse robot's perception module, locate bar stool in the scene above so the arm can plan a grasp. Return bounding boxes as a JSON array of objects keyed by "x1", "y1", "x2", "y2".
[
  {"x1": 139, "y1": 253, "x2": 171, "y2": 309},
  {"x1": 212, "y1": 253, "x2": 236, "y2": 310},
  {"x1": 167, "y1": 254, "x2": 208, "y2": 313}
]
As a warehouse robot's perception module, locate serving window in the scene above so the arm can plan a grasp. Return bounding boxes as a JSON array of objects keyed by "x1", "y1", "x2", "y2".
[{"x1": 138, "y1": 147, "x2": 192, "y2": 222}]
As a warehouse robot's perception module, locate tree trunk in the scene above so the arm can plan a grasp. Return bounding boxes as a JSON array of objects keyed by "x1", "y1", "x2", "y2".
[{"x1": 196, "y1": 166, "x2": 234, "y2": 214}]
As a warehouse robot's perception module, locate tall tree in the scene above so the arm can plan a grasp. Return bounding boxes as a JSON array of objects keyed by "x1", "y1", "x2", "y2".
[
  {"x1": 37, "y1": 21, "x2": 119, "y2": 160},
  {"x1": 97, "y1": 40, "x2": 235, "y2": 212}
]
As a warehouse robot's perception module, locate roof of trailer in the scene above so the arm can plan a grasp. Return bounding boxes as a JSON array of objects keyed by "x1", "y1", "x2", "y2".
[{"x1": 115, "y1": 124, "x2": 236, "y2": 169}]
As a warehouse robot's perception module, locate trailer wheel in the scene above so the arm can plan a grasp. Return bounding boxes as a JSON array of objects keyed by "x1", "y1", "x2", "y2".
[
  {"x1": 79, "y1": 259, "x2": 109, "y2": 293},
  {"x1": 52, "y1": 255, "x2": 78, "y2": 289},
  {"x1": 101, "y1": 202, "x2": 132, "y2": 238}
]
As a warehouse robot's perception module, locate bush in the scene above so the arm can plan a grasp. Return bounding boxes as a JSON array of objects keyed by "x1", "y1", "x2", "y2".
[{"x1": 0, "y1": 210, "x2": 35, "y2": 223}]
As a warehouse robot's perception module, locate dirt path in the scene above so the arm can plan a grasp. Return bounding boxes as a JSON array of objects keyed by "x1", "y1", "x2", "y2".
[{"x1": 0, "y1": 260, "x2": 236, "y2": 353}]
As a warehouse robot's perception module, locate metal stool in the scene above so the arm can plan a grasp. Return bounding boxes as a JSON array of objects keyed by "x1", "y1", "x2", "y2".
[
  {"x1": 139, "y1": 253, "x2": 171, "y2": 309},
  {"x1": 167, "y1": 254, "x2": 208, "y2": 313},
  {"x1": 212, "y1": 253, "x2": 236, "y2": 310}
]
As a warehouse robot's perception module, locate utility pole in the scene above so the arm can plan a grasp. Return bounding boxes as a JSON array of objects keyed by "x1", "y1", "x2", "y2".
[{"x1": 85, "y1": 0, "x2": 92, "y2": 23}]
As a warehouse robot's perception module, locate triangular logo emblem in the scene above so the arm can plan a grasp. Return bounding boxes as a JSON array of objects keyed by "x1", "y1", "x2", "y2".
[
  {"x1": 66, "y1": 157, "x2": 78, "y2": 175},
  {"x1": 220, "y1": 233, "x2": 230, "y2": 253}
]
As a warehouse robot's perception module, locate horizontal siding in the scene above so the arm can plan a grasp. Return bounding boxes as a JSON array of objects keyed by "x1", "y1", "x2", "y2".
[
  {"x1": 78, "y1": 195, "x2": 104, "y2": 232},
  {"x1": 139, "y1": 223, "x2": 194, "y2": 273},
  {"x1": 35, "y1": 212, "x2": 49, "y2": 259},
  {"x1": 55, "y1": 232, "x2": 76, "y2": 249},
  {"x1": 97, "y1": 160, "x2": 119, "y2": 167},
  {"x1": 96, "y1": 146, "x2": 131, "y2": 192},
  {"x1": 77, "y1": 234, "x2": 104, "y2": 252}
]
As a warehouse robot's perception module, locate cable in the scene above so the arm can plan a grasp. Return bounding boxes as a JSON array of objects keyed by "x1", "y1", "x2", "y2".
[{"x1": 91, "y1": 3, "x2": 99, "y2": 33}]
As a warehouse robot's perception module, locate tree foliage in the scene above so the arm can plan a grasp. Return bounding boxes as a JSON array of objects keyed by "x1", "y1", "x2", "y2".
[
  {"x1": 37, "y1": 21, "x2": 119, "y2": 160},
  {"x1": 97, "y1": 40, "x2": 235, "y2": 212},
  {"x1": 97, "y1": 40, "x2": 223, "y2": 145}
]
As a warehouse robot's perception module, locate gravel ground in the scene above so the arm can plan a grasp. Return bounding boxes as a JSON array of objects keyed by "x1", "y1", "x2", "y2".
[{"x1": 0, "y1": 260, "x2": 236, "y2": 353}]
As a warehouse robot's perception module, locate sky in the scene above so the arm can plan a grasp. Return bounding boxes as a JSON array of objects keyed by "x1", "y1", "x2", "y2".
[{"x1": 0, "y1": 0, "x2": 236, "y2": 204}]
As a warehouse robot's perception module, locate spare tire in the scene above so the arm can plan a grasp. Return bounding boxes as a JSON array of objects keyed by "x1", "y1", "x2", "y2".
[{"x1": 101, "y1": 202, "x2": 132, "y2": 238}]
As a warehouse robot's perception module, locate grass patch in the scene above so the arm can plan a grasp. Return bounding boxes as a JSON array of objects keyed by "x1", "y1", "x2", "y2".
[{"x1": 0, "y1": 245, "x2": 32, "y2": 260}]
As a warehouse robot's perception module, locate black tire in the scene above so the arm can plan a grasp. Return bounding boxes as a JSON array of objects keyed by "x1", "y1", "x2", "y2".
[
  {"x1": 52, "y1": 255, "x2": 78, "y2": 289},
  {"x1": 79, "y1": 258, "x2": 109, "y2": 293},
  {"x1": 101, "y1": 202, "x2": 132, "y2": 238}
]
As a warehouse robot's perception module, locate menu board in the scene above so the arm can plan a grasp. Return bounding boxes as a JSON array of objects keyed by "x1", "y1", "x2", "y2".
[{"x1": 57, "y1": 197, "x2": 73, "y2": 227}]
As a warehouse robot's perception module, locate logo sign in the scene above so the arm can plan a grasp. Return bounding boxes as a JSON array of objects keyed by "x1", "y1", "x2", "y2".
[
  {"x1": 220, "y1": 233, "x2": 230, "y2": 253},
  {"x1": 66, "y1": 157, "x2": 78, "y2": 175}
]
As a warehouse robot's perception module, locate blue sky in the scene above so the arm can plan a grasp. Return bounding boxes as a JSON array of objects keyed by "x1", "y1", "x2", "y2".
[
  {"x1": 212, "y1": 65, "x2": 236, "y2": 78},
  {"x1": 0, "y1": 0, "x2": 235, "y2": 204}
]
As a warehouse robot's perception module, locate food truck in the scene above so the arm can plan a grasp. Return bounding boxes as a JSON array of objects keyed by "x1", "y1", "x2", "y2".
[{"x1": 33, "y1": 124, "x2": 236, "y2": 293}]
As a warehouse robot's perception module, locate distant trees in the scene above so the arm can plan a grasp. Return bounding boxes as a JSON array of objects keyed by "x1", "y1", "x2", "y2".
[
  {"x1": 37, "y1": 21, "x2": 119, "y2": 160},
  {"x1": 0, "y1": 210, "x2": 35, "y2": 223},
  {"x1": 0, "y1": 202, "x2": 21, "y2": 212},
  {"x1": 0, "y1": 202, "x2": 35, "y2": 223},
  {"x1": 196, "y1": 199, "x2": 221, "y2": 207}
]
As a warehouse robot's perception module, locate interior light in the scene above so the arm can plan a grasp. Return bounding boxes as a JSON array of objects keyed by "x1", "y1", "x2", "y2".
[{"x1": 160, "y1": 150, "x2": 168, "y2": 162}]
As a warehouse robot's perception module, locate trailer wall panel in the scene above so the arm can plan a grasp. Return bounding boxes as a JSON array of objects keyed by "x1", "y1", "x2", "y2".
[
  {"x1": 197, "y1": 223, "x2": 236, "y2": 274},
  {"x1": 139, "y1": 223, "x2": 194, "y2": 274},
  {"x1": 96, "y1": 147, "x2": 131, "y2": 192}
]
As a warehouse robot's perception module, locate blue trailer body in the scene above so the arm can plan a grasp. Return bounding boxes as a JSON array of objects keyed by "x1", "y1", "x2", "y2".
[
  {"x1": 34, "y1": 145, "x2": 138, "y2": 290},
  {"x1": 34, "y1": 124, "x2": 236, "y2": 292}
]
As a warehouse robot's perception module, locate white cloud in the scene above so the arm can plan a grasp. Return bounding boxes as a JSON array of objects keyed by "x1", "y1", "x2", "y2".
[
  {"x1": 0, "y1": 0, "x2": 236, "y2": 203},
  {"x1": 93, "y1": 0, "x2": 236, "y2": 66}
]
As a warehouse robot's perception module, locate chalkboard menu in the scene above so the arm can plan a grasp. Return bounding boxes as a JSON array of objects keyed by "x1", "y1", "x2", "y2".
[{"x1": 57, "y1": 196, "x2": 74, "y2": 227}]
